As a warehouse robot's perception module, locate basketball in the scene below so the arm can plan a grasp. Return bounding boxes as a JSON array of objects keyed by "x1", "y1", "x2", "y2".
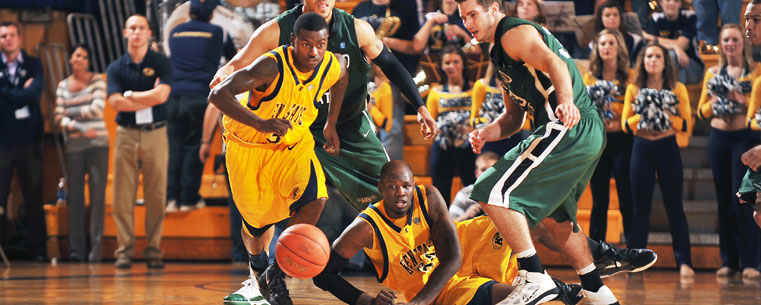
[{"x1": 275, "y1": 224, "x2": 331, "y2": 278}]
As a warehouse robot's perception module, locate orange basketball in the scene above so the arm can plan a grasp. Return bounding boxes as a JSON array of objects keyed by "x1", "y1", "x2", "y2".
[{"x1": 275, "y1": 224, "x2": 331, "y2": 278}]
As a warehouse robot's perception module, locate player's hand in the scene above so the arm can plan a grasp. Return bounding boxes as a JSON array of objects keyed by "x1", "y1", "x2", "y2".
[
  {"x1": 23, "y1": 77, "x2": 34, "y2": 88},
  {"x1": 371, "y1": 290, "x2": 397, "y2": 305},
  {"x1": 743, "y1": 145, "x2": 761, "y2": 172},
  {"x1": 463, "y1": 204, "x2": 482, "y2": 219},
  {"x1": 555, "y1": 103, "x2": 580, "y2": 129},
  {"x1": 210, "y1": 65, "x2": 235, "y2": 89},
  {"x1": 199, "y1": 143, "x2": 211, "y2": 163},
  {"x1": 255, "y1": 118, "x2": 293, "y2": 136},
  {"x1": 416, "y1": 107, "x2": 437, "y2": 140},
  {"x1": 323, "y1": 123, "x2": 341, "y2": 156},
  {"x1": 468, "y1": 129, "x2": 487, "y2": 154}
]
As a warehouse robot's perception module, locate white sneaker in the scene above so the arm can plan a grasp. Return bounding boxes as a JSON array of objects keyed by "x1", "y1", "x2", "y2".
[
  {"x1": 165, "y1": 200, "x2": 178, "y2": 213},
  {"x1": 581, "y1": 285, "x2": 619, "y2": 305},
  {"x1": 195, "y1": 199, "x2": 206, "y2": 209},
  {"x1": 497, "y1": 270, "x2": 559, "y2": 305},
  {"x1": 223, "y1": 276, "x2": 270, "y2": 305}
]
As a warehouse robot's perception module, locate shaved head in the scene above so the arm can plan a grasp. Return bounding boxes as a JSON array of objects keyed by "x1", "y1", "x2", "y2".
[{"x1": 379, "y1": 160, "x2": 414, "y2": 183}]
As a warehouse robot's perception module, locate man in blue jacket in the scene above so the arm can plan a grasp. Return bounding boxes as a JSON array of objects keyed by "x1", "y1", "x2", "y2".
[{"x1": 0, "y1": 21, "x2": 46, "y2": 261}]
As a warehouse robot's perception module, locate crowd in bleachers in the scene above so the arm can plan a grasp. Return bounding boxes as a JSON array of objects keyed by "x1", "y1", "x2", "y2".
[{"x1": 2, "y1": 0, "x2": 761, "y2": 280}]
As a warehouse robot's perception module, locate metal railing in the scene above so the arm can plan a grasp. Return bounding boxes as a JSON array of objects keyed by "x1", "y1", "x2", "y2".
[
  {"x1": 98, "y1": 0, "x2": 136, "y2": 65},
  {"x1": 66, "y1": 13, "x2": 108, "y2": 73}
]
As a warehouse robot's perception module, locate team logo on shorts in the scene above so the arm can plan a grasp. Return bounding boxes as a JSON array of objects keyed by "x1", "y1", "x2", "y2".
[
  {"x1": 491, "y1": 232, "x2": 503, "y2": 250},
  {"x1": 290, "y1": 186, "x2": 300, "y2": 199},
  {"x1": 143, "y1": 67, "x2": 155, "y2": 77}
]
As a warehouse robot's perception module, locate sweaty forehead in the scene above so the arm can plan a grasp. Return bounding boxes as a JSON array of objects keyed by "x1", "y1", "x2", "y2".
[
  {"x1": 748, "y1": 3, "x2": 761, "y2": 15},
  {"x1": 295, "y1": 28, "x2": 328, "y2": 41}
]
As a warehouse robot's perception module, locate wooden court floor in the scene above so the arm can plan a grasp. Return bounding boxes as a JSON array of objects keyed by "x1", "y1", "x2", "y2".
[{"x1": 2, "y1": 262, "x2": 761, "y2": 304}]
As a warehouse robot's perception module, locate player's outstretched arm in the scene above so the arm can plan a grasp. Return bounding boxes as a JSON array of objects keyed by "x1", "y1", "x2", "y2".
[
  {"x1": 323, "y1": 55, "x2": 350, "y2": 156},
  {"x1": 404, "y1": 185, "x2": 462, "y2": 305},
  {"x1": 209, "y1": 19, "x2": 281, "y2": 89},
  {"x1": 313, "y1": 218, "x2": 387, "y2": 305},
  {"x1": 208, "y1": 56, "x2": 292, "y2": 135},
  {"x1": 355, "y1": 18, "x2": 438, "y2": 140},
  {"x1": 502, "y1": 25, "x2": 579, "y2": 128}
]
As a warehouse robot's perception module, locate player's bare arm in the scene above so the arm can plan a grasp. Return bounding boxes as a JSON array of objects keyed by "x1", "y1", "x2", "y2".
[
  {"x1": 469, "y1": 90, "x2": 526, "y2": 154},
  {"x1": 402, "y1": 185, "x2": 462, "y2": 305},
  {"x1": 209, "y1": 19, "x2": 281, "y2": 89},
  {"x1": 208, "y1": 56, "x2": 292, "y2": 135},
  {"x1": 355, "y1": 18, "x2": 438, "y2": 140},
  {"x1": 502, "y1": 25, "x2": 579, "y2": 128},
  {"x1": 323, "y1": 56, "x2": 350, "y2": 155},
  {"x1": 313, "y1": 218, "x2": 397, "y2": 305}
]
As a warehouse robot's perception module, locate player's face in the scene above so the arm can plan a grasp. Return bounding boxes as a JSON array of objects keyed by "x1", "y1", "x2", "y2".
[
  {"x1": 0, "y1": 25, "x2": 21, "y2": 55},
  {"x1": 379, "y1": 171, "x2": 415, "y2": 219},
  {"x1": 303, "y1": 0, "x2": 335, "y2": 20},
  {"x1": 69, "y1": 47, "x2": 90, "y2": 72},
  {"x1": 746, "y1": 3, "x2": 761, "y2": 46},
  {"x1": 441, "y1": 52, "x2": 464, "y2": 81},
  {"x1": 459, "y1": 0, "x2": 499, "y2": 43},
  {"x1": 597, "y1": 33, "x2": 618, "y2": 62},
  {"x1": 292, "y1": 29, "x2": 329, "y2": 72},
  {"x1": 601, "y1": 7, "x2": 621, "y2": 30},
  {"x1": 643, "y1": 46, "x2": 665, "y2": 76},
  {"x1": 660, "y1": 0, "x2": 681, "y2": 19},
  {"x1": 720, "y1": 27, "x2": 744, "y2": 58},
  {"x1": 123, "y1": 16, "x2": 152, "y2": 48},
  {"x1": 516, "y1": 0, "x2": 539, "y2": 22}
]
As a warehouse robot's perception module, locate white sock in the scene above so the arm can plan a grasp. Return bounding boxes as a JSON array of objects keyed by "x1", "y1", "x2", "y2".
[
  {"x1": 576, "y1": 263, "x2": 596, "y2": 275},
  {"x1": 515, "y1": 248, "x2": 537, "y2": 258}
]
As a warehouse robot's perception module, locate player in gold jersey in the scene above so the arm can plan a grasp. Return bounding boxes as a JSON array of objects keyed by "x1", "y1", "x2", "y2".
[
  {"x1": 209, "y1": 13, "x2": 347, "y2": 305},
  {"x1": 313, "y1": 161, "x2": 582, "y2": 305}
]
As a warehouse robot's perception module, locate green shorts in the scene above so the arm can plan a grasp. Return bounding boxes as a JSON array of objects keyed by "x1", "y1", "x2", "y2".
[
  {"x1": 738, "y1": 169, "x2": 761, "y2": 204},
  {"x1": 312, "y1": 111, "x2": 389, "y2": 210},
  {"x1": 470, "y1": 110, "x2": 605, "y2": 231}
]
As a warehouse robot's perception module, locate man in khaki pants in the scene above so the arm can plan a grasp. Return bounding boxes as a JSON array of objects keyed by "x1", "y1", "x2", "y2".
[{"x1": 106, "y1": 14, "x2": 172, "y2": 269}]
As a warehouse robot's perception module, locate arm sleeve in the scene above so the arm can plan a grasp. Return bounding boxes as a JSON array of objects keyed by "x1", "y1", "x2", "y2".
[
  {"x1": 156, "y1": 54, "x2": 174, "y2": 85},
  {"x1": 622, "y1": 84, "x2": 641, "y2": 135},
  {"x1": 312, "y1": 249, "x2": 365, "y2": 304},
  {"x1": 681, "y1": 13, "x2": 697, "y2": 41},
  {"x1": 669, "y1": 83, "x2": 691, "y2": 133},
  {"x1": 373, "y1": 46, "x2": 425, "y2": 108},
  {"x1": 748, "y1": 78, "x2": 761, "y2": 130},
  {"x1": 697, "y1": 70, "x2": 714, "y2": 120},
  {"x1": 0, "y1": 59, "x2": 44, "y2": 108},
  {"x1": 106, "y1": 63, "x2": 123, "y2": 96}
]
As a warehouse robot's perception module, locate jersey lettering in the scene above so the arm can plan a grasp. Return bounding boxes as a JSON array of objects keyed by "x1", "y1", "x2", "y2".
[{"x1": 399, "y1": 239, "x2": 435, "y2": 275}]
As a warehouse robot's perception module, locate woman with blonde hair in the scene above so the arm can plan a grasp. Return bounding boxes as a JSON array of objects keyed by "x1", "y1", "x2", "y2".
[
  {"x1": 702, "y1": 23, "x2": 761, "y2": 279},
  {"x1": 622, "y1": 42, "x2": 694, "y2": 278},
  {"x1": 584, "y1": 29, "x2": 635, "y2": 245}
]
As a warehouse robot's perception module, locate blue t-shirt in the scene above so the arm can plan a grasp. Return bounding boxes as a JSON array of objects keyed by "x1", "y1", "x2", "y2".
[
  {"x1": 106, "y1": 49, "x2": 173, "y2": 126},
  {"x1": 645, "y1": 9, "x2": 704, "y2": 67},
  {"x1": 169, "y1": 19, "x2": 235, "y2": 97}
]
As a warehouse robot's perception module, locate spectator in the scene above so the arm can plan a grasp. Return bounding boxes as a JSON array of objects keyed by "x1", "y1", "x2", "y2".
[
  {"x1": 642, "y1": 0, "x2": 704, "y2": 84},
  {"x1": 426, "y1": 45, "x2": 476, "y2": 205},
  {"x1": 694, "y1": 0, "x2": 742, "y2": 46},
  {"x1": 54, "y1": 43, "x2": 108, "y2": 262},
  {"x1": 354, "y1": 0, "x2": 421, "y2": 161},
  {"x1": 622, "y1": 42, "x2": 694, "y2": 278},
  {"x1": 508, "y1": 0, "x2": 546, "y2": 25},
  {"x1": 0, "y1": 21, "x2": 46, "y2": 262},
  {"x1": 383, "y1": 0, "x2": 475, "y2": 55},
  {"x1": 701, "y1": 24, "x2": 761, "y2": 279},
  {"x1": 106, "y1": 15, "x2": 172, "y2": 269},
  {"x1": 166, "y1": 0, "x2": 235, "y2": 213},
  {"x1": 593, "y1": 1, "x2": 644, "y2": 66},
  {"x1": 449, "y1": 151, "x2": 498, "y2": 221},
  {"x1": 584, "y1": 29, "x2": 635, "y2": 245},
  {"x1": 470, "y1": 62, "x2": 525, "y2": 156}
]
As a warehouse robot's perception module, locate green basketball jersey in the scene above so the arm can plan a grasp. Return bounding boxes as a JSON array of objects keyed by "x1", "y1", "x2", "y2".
[
  {"x1": 490, "y1": 17, "x2": 594, "y2": 127},
  {"x1": 278, "y1": 5, "x2": 372, "y2": 129}
]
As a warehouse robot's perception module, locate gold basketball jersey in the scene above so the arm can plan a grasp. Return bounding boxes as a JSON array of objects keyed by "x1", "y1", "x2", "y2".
[{"x1": 223, "y1": 45, "x2": 341, "y2": 147}]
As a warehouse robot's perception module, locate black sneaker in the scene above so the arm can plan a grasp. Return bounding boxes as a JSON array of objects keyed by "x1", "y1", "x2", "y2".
[
  {"x1": 552, "y1": 277, "x2": 583, "y2": 305},
  {"x1": 594, "y1": 241, "x2": 658, "y2": 278},
  {"x1": 257, "y1": 263, "x2": 292, "y2": 305}
]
